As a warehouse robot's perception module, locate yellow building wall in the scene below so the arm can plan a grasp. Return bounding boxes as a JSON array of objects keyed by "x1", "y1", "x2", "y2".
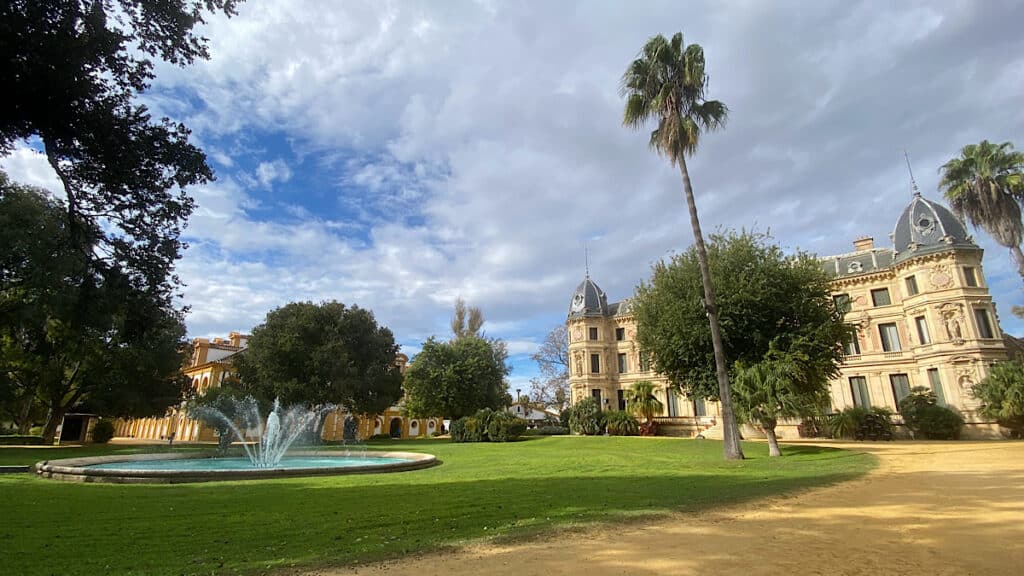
[{"x1": 566, "y1": 246, "x2": 1009, "y2": 439}]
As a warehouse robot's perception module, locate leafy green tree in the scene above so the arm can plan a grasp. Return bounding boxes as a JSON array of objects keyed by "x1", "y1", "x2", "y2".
[
  {"x1": 1, "y1": 178, "x2": 190, "y2": 442},
  {"x1": 233, "y1": 301, "x2": 403, "y2": 415},
  {"x1": 733, "y1": 357, "x2": 827, "y2": 457},
  {"x1": 939, "y1": 140, "x2": 1024, "y2": 278},
  {"x1": 632, "y1": 230, "x2": 850, "y2": 439},
  {"x1": 1, "y1": 1, "x2": 240, "y2": 300},
  {"x1": 972, "y1": 361, "x2": 1024, "y2": 438},
  {"x1": 621, "y1": 32, "x2": 741, "y2": 459},
  {"x1": 625, "y1": 380, "x2": 663, "y2": 436},
  {"x1": 402, "y1": 336, "x2": 510, "y2": 421},
  {"x1": 528, "y1": 325, "x2": 570, "y2": 412}
]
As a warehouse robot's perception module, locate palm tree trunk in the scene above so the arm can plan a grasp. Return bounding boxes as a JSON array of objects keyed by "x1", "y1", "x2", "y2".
[
  {"x1": 764, "y1": 425, "x2": 783, "y2": 457},
  {"x1": 1010, "y1": 245, "x2": 1024, "y2": 279},
  {"x1": 677, "y1": 157, "x2": 744, "y2": 460}
]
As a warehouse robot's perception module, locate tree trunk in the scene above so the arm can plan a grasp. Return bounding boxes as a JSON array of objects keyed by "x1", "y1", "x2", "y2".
[
  {"x1": 1010, "y1": 245, "x2": 1024, "y2": 279},
  {"x1": 678, "y1": 157, "x2": 744, "y2": 460},
  {"x1": 16, "y1": 398, "x2": 35, "y2": 435},
  {"x1": 41, "y1": 405, "x2": 67, "y2": 444},
  {"x1": 764, "y1": 424, "x2": 783, "y2": 457}
]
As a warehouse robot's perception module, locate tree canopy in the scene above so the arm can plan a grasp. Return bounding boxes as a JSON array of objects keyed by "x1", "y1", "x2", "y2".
[
  {"x1": 632, "y1": 230, "x2": 850, "y2": 402},
  {"x1": 938, "y1": 140, "x2": 1024, "y2": 278},
  {"x1": 528, "y1": 324, "x2": 570, "y2": 412},
  {"x1": 0, "y1": 175, "x2": 190, "y2": 441},
  {"x1": 233, "y1": 301, "x2": 403, "y2": 415},
  {"x1": 733, "y1": 357, "x2": 828, "y2": 456},
  {"x1": 0, "y1": 0, "x2": 239, "y2": 300},
  {"x1": 402, "y1": 336, "x2": 510, "y2": 420}
]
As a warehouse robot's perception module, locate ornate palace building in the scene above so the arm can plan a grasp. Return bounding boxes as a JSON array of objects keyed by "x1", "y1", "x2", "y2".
[{"x1": 567, "y1": 191, "x2": 1012, "y2": 438}]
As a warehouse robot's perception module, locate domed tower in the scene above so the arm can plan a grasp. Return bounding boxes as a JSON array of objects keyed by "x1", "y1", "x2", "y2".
[
  {"x1": 892, "y1": 192, "x2": 976, "y2": 263},
  {"x1": 566, "y1": 275, "x2": 613, "y2": 408},
  {"x1": 824, "y1": 188, "x2": 1007, "y2": 438}
]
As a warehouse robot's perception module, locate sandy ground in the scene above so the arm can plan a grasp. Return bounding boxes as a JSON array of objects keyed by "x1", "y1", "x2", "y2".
[{"x1": 310, "y1": 441, "x2": 1024, "y2": 576}]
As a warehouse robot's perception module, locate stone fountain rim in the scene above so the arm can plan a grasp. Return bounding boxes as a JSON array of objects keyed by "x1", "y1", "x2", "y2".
[{"x1": 34, "y1": 450, "x2": 438, "y2": 484}]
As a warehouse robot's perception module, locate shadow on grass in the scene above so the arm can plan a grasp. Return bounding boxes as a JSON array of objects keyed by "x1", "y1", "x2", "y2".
[{"x1": 1, "y1": 463, "x2": 867, "y2": 575}]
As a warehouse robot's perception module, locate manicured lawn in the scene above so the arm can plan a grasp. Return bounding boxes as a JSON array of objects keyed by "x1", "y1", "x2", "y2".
[{"x1": 0, "y1": 437, "x2": 873, "y2": 575}]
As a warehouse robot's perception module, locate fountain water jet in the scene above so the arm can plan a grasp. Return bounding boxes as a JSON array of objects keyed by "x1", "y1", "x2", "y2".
[{"x1": 191, "y1": 396, "x2": 335, "y2": 468}]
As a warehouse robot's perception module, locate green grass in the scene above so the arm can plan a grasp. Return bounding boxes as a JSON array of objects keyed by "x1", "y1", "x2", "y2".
[{"x1": 0, "y1": 437, "x2": 873, "y2": 575}]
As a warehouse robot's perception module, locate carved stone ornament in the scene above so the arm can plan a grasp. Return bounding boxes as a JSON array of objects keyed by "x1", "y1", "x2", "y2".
[
  {"x1": 573, "y1": 350, "x2": 583, "y2": 377},
  {"x1": 572, "y1": 328, "x2": 583, "y2": 342},
  {"x1": 929, "y1": 265, "x2": 953, "y2": 289},
  {"x1": 938, "y1": 302, "x2": 966, "y2": 345}
]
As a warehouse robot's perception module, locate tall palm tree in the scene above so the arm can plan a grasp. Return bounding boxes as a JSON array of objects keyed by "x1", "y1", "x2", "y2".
[
  {"x1": 621, "y1": 32, "x2": 743, "y2": 459},
  {"x1": 938, "y1": 140, "x2": 1024, "y2": 278},
  {"x1": 625, "y1": 380, "x2": 663, "y2": 435}
]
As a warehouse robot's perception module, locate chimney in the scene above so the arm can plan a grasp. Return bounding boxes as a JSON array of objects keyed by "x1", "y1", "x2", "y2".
[{"x1": 853, "y1": 236, "x2": 874, "y2": 251}]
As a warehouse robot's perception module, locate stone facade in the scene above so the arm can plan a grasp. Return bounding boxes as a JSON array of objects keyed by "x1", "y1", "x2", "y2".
[{"x1": 567, "y1": 193, "x2": 1011, "y2": 439}]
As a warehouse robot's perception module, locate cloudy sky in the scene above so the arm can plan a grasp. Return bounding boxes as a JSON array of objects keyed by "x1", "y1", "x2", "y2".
[{"x1": 4, "y1": 0, "x2": 1023, "y2": 389}]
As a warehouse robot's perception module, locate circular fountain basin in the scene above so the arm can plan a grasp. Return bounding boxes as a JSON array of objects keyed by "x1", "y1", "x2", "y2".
[{"x1": 35, "y1": 450, "x2": 437, "y2": 484}]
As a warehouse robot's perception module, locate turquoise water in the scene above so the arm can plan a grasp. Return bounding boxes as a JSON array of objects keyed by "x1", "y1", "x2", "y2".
[{"x1": 88, "y1": 456, "x2": 411, "y2": 471}]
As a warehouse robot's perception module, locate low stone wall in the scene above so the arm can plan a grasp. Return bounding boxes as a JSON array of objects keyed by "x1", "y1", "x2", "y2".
[{"x1": 35, "y1": 450, "x2": 438, "y2": 484}]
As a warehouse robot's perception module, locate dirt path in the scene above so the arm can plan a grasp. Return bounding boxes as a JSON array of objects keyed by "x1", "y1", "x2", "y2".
[{"x1": 312, "y1": 441, "x2": 1024, "y2": 576}]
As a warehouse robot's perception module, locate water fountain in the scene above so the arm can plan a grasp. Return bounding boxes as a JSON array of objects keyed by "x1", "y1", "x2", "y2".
[
  {"x1": 191, "y1": 396, "x2": 334, "y2": 468},
  {"x1": 35, "y1": 396, "x2": 437, "y2": 483}
]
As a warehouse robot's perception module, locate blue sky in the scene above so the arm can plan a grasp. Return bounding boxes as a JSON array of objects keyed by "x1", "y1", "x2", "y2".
[{"x1": 3, "y1": 0, "x2": 1023, "y2": 392}]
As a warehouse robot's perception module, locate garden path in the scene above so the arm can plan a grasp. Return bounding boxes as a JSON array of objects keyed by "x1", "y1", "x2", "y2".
[{"x1": 311, "y1": 441, "x2": 1024, "y2": 576}]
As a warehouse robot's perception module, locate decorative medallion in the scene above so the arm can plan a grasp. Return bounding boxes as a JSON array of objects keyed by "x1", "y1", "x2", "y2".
[{"x1": 929, "y1": 265, "x2": 952, "y2": 289}]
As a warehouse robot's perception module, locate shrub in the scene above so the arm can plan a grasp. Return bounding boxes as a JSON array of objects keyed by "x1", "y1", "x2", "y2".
[
  {"x1": 855, "y1": 408, "x2": 894, "y2": 441},
  {"x1": 0, "y1": 435, "x2": 45, "y2": 446},
  {"x1": 462, "y1": 417, "x2": 486, "y2": 442},
  {"x1": 971, "y1": 361, "x2": 1024, "y2": 438},
  {"x1": 487, "y1": 412, "x2": 527, "y2": 442},
  {"x1": 913, "y1": 404, "x2": 964, "y2": 440},
  {"x1": 567, "y1": 398, "x2": 605, "y2": 435},
  {"x1": 451, "y1": 411, "x2": 527, "y2": 442},
  {"x1": 448, "y1": 418, "x2": 468, "y2": 443},
  {"x1": 342, "y1": 416, "x2": 360, "y2": 441},
  {"x1": 558, "y1": 409, "x2": 571, "y2": 429},
  {"x1": 898, "y1": 386, "x2": 937, "y2": 435},
  {"x1": 797, "y1": 416, "x2": 830, "y2": 438},
  {"x1": 829, "y1": 407, "x2": 869, "y2": 439},
  {"x1": 605, "y1": 411, "x2": 639, "y2": 436},
  {"x1": 536, "y1": 425, "x2": 568, "y2": 435},
  {"x1": 367, "y1": 433, "x2": 393, "y2": 441},
  {"x1": 91, "y1": 419, "x2": 115, "y2": 444}
]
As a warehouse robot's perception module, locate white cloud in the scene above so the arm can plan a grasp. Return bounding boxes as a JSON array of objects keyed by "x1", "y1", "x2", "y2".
[
  {"x1": 0, "y1": 147, "x2": 63, "y2": 196},
  {"x1": 7, "y1": 0, "x2": 1024, "y2": 380},
  {"x1": 255, "y1": 159, "x2": 293, "y2": 189}
]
